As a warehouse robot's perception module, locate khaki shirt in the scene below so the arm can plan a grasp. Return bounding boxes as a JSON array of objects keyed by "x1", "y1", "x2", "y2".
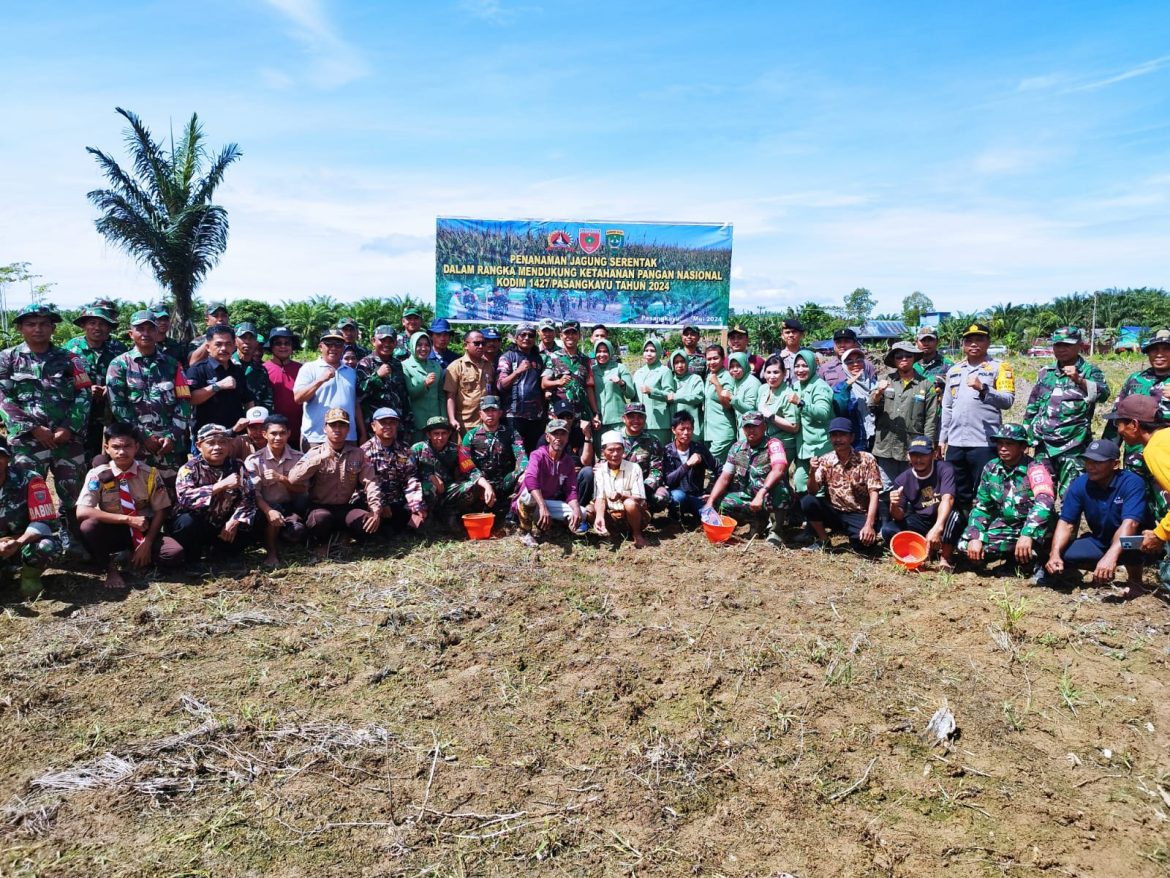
[
  {"x1": 244, "y1": 445, "x2": 304, "y2": 505},
  {"x1": 288, "y1": 443, "x2": 382, "y2": 511},
  {"x1": 77, "y1": 462, "x2": 171, "y2": 516},
  {"x1": 443, "y1": 355, "x2": 494, "y2": 431}
]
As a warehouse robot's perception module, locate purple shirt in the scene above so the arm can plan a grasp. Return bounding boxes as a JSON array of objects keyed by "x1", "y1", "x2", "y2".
[{"x1": 520, "y1": 446, "x2": 578, "y2": 503}]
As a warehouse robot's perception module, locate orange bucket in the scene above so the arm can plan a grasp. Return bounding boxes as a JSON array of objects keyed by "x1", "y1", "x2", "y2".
[
  {"x1": 890, "y1": 530, "x2": 928, "y2": 570},
  {"x1": 462, "y1": 513, "x2": 495, "y2": 540},
  {"x1": 703, "y1": 514, "x2": 737, "y2": 544}
]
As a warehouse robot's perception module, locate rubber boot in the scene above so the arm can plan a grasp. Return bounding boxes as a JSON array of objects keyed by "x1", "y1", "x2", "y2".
[
  {"x1": 766, "y1": 511, "x2": 785, "y2": 549},
  {"x1": 19, "y1": 566, "x2": 43, "y2": 600}
]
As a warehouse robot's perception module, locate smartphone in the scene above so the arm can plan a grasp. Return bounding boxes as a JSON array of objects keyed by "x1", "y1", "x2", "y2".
[{"x1": 1119, "y1": 535, "x2": 1143, "y2": 550}]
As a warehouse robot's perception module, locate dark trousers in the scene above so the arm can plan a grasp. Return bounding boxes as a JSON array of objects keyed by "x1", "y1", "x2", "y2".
[
  {"x1": 1062, "y1": 534, "x2": 1143, "y2": 571},
  {"x1": 800, "y1": 495, "x2": 874, "y2": 551},
  {"x1": 170, "y1": 512, "x2": 254, "y2": 561},
  {"x1": 880, "y1": 510, "x2": 963, "y2": 545},
  {"x1": 79, "y1": 518, "x2": 185, "y2": 566},
  {"x1": 306, "y1": 504, "x2": 372, "y2": 544},
  {"x1": 577, "y1": 466, "x2": 595, "y2": 507},
  {"x1": 946, "y1": 445, "x2": 995, "y2": 508},
  {"x1": 507, "y1": 416, "x2": 546, "y2": 454}
]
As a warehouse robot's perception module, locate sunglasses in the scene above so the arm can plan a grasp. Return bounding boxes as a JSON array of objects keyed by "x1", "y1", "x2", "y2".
[
  {"x1": 892, "y1": 352, "x2": 915, "y2": 359},
  {"x1": 468, "y1": 340, "x2": 485, "y2": 347},
  {"x1": 517, "y1": 332, "x2": 535, "y2": 338}
]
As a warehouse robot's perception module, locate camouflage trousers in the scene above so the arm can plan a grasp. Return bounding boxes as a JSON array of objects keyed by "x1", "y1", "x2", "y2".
[
  {"x1": 719, "y1": 483, "x2": 788, "y2": 521},
  {"x1": 1036, "y1": 451, "x2": 1085, "y2": 497},
  {"x1": 430, "y1": 479, "x2": 483, "y2": 516},
  {"x1": 11, "y1": 439, "x2": 85, "y2": 515},
  {"x1": 958, "y1": 520, "x2": 1047, "y2": 557}
]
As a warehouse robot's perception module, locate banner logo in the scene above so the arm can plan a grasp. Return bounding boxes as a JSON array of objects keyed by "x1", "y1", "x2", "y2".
[
  {"x1": 605, "y1": 229, "x2": 625, "y2": 251},
  {"x1": 578, "y1": 229, "x2": 602, "y2": 254},
  {"x1": 547, "y1": 230, "x2": 572, "y2": 250}
]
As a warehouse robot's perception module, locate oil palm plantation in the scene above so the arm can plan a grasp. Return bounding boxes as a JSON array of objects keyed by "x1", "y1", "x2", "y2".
[{"x1": 87, "y1": 107, "x2": 241, "y2": 343}]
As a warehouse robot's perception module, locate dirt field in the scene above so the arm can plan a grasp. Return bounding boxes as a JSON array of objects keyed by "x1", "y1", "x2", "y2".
[{"x1": 2, "y1": 521, "x2": 1169, "y2": 877}]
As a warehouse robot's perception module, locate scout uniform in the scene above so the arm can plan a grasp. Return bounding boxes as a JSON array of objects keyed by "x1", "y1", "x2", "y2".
[
  {"x1": 76, "y1": 459, "x2": 184, "y2": 566},
  {"x1": 244, "y1": 442, "x2": 307, "y2": 542},
  {"x1": 0, "y1": 304, "x2": 93, "y2": 519},
  {"x1": 288, "y1": 408, "x2": 383, "y2": 544},
  {"x1": 0, "y1": 438, "x2": 61, "y2": 594},
  {"x1": 959, "y1": 425, "x2": 1056, "y2": 557},
  {"x1": 105, "y1": 310, "x2": 192, "y2": 479},
  {"x1": 63, "y1": 301, "x2": 128, "y2": 460},
  {"x1": 1024, "y1": 327, "x2": 1110, "y2": 496},
  {"x1": 412, "y1": 417, "x2": 483, "y2": 515},
  {"x1": 461, "y1": 397, "x2": 528, "y2": 505},
  {"x1": 621, "y1": 404, "x2": 668, "y2": 511}
]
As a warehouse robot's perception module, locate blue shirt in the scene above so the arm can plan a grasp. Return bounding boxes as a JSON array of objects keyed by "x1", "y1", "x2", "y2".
[
  {"x1": 293, "y1": 358, "x2": 358, "y2": 444},
  {"x1": 1059, "y1": 469, "x2": 1147, "y2": 541}
]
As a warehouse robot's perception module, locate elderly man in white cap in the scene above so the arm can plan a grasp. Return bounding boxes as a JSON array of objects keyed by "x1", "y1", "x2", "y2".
[{"x1": 590, "y1": 430, "x2": 648, "y2": 548}]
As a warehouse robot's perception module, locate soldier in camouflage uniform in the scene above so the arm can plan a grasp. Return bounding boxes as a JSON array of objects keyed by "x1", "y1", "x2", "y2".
[
  {"x1": 461, "y1": 396, "x2": 528, "y2": 512},
  {"x1": 105, "y1": 310, "x2": 192, "y2": 490},
  {"x1": 960, "y1": 424, "x2": 1056, "y2": 571},
  {"x1": 232, "y1": 323, "x2": 275, "y2": 411},
  {"x1": 149, "y1": 302, "x2": 189, "y2": 370},
  {"x1": 1104, "y1": 329, "x2": 1170, "y2": 444},
  {"x1": 1024, "y1": 327, "x2": 1110, "y2": 496},
  {"x1": 337, "y1": 317, "x2": 370, "y2": 360},
  {"x1": 0, "y1": 304, "x2": 92, "y2": 543},
  {"x1": 541, "y1": 321, "x2": 598, "y2": 423},
  {"x1": 1105, "y1": 396, "x2": 1170, "y2": 534},
  {"x1": 0, "y1": 436, "x2": 62, "y2": 597},
  {"x1": 412, "y1": 417, "x2": 493, "y2": 522},
  {"x1": 619, "y1": 402, "x2": 669, "y2": 512},
  {"x1": 704, "y1": 411, "x2": 789, "y2": 546},
  {"x1": 63, "y1": 300, "x2": 127, "y2": 462},
  {"x1": 358, "y1": 326, "x2": 413, "y2": 432},
  {"x1": 360, "y1": 407, "x2": 427, "y2": 530}
]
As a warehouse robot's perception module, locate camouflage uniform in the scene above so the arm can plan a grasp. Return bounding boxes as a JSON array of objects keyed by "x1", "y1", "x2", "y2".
[
  {"x1": 174, "y1": 455, "x2": 258, "y2": 531},
  {"x1": 0, "y1": 342, "x2": 92, "y2": 515},
  {"x1": 621, "y1": 431, "x2": 668, "y2": 511},
  {"x1": 411, "y1": 439, "x2": 483, "y2": 513},
  {"x1": 0, "y1": 463, "x2": 62, "y2": 572},
  {"x1": 360, "y1": 437, "x2": 425, "y2": 512},
  {"x1": 1124, "y1": 443, "x2": 1170, "y2": 528},
  {"x1": 1024, "y1": 354, "x2": 1109, "y2": 496},
  {"x1": 357, "y1": 354, "x2": 414, "y2": 431},
  {"x1": 232, "y1": 353, "x2": 275, "y2": 411},
  {"x1": 542, "y1": 350, "x2": 594, "y2": 419},
  {"x1": 461, "y1": 424, "x2": 528, "y2": 499},
  {"x1": 684, "y1": 350, "x2": 707, "y2": 378},
  {"x1": 717, "y1": 436, "x2": 789, "y2": 518},
  {"x1": 105, "y1": 348, "x2": 193, "y2": 474},
  {"x1": 63, "y1": 333, "x2": 128, "y2": 459},
  {"x1": 1103, "y1": 367, "x2": 1170, "y2": 443},
  {"x1": 960, "y1": 457, "x2": 1056, "y2": 556}
]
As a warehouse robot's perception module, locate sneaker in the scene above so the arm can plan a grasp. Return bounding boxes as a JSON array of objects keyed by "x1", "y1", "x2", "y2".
[
  {"x1": 766, "y1": 532, "x2": 784, "y2": 549},
  {"x1": 520, "y1": 533, "x2": 540, "y2": 548},
  {"x1": 573, "y1": 520, "x2": 590, "y2": 536},
  {"x1": 1031, "y1": 567, "x2": 1053, "y2": 586},
  {"x1": 801, "y1": 540, "x2": 825, "y2": 553}
]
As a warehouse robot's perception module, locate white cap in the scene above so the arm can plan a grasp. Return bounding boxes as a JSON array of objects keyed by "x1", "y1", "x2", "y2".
[
  {"x1": 246, "y1": 406, "x2": 269, "y2": 424},
  {"x1": 600, "y1": 430, "x2": 624, "y2": 448}
]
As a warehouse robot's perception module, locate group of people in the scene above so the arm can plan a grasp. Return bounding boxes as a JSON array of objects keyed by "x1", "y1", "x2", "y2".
[{"x1": 2, "y1": 298, "x2": 1170, "y2": 599}]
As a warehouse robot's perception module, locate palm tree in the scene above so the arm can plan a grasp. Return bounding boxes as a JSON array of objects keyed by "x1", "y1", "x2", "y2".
[{"x1": 86, "y1": 107, "x2": 241, "y2": 343}]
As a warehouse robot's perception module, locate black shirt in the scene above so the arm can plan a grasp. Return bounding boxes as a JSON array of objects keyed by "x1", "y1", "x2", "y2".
[{"x1": 186, "y1": 359, "x2": 250, "y2": 431}]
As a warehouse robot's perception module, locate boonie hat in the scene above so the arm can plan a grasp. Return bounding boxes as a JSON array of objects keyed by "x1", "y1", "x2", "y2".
[
  {"x1": 245, "y1": 406, "x2": 269, "y2": 425},
  {"x1": 1082, "y1": 439, "x2": 1119, "y2": 462},
  {"x1": 267, "y1": 326, "x2": 298, "y2": 347},
  {"x1": 15, "y1": 303, "x2": 62, "y2": 324},
  {"x1": 828, "y1": 417, "x2": 854, "y2": 434},
  {"x1": 908, "y1": 435, "x2": 934, "y2": 454},
  {"x1": 324, "y1": 407, "x2": 351, "y2": 425},
  {"x1": 1051, "y1": 326, "x2": 1082, "y2": 344},
  {"x1": 196, "y1": 423, "x2": 232, "y2": 442},
  {"x1": 884, "y1": 341, "x2": 922, "y2": 366},
  {"x1": 624, "y1": 402, "x2": 647, "y2": 416},
  {"x1": 372, "y1": 407, "x2": 399, "y2": 421},
  {"x1": 1142, "y1": 329, "x2": 1170, "y2": 352},
  {"x1": 480, "y1": 395, "x2": 501, "y2": 410},
  {"x1": 990, "y1": 423, "x2": 1029, "y2": 443},
  {"x1": 1103, "y1": 395, "x2": 1161, "y2": 423},
  {"x1": 73, "y1": 301, "x2": 119, "y2": 328}
]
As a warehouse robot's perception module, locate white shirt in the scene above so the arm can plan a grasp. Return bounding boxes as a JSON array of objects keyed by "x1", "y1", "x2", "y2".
[{"x1": 592, "y1": 459, "x2": 646, "y2": 509}]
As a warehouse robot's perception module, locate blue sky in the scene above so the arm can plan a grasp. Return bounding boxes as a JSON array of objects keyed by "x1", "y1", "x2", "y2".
[{"x1": 2, "y1": 0, "x2": 1168, "y2": 317}]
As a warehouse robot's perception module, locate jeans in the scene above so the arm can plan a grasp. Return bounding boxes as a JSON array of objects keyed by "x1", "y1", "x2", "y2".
[{"x1": 669, "y1": 488, "x2": 705, "y2": 520}]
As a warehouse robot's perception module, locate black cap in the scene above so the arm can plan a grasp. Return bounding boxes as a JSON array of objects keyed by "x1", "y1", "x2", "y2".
[
  {"x1": 833, "y1": 328, "x2": 858, "y2": 342},
  {"x1": 783, "y1": 318, "x2": 805, "y2": 331}
]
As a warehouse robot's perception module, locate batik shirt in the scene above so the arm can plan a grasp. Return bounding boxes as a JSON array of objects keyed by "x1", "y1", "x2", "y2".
[
  {"x1": 105, "y1": 348, "x2": 192, "y2": 468},
  {"x1": 0, "y1": 465, "x2": 58, "y2": 537},
  {"x1": 722, "y1": 436, "x2": 788, "y2": 495},
  {"x1": 811, "y1": 450, "x2": 882, "y2": 514},
  {"x1": 542, "y1": 350, "x2": 594, "y2": 418},
  {"x1": 411, "y1": 440, "x2": 481, "y2": 506},
  {"x1": 962, "y1": 458, "x2": 1055, "y2": 544},
  {"x1": 462, "y1": 424, "x2": 528, "y2": 493},
  {"x1": 175, "y1": 455, "x2": 257, "y2": 530},
  {"x1": 360, "y1": 436, "x2": 424, "y2": 511},
  {"x1": 232, "y1": 353, "x2": 275, "y2": 411},
  {"x1": 620, "y1": 432, "x2": 666, "y2": 491},
  {"x1": 1024, "y1": 357, "x2": 1109, "y2": 457},
  {"x1": 357, "y1": 354, "x2": 413, "y2": 430},
  {"x1": 0, "y1": 343, "x2": 92, "y2": 439}
]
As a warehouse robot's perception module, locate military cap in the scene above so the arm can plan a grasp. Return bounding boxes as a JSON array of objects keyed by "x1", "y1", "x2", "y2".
[
  {"x1": 1050, "y1": 326, "x2": 1082, "y2": 344},
  {"x1": 538, "y1": 318, "x2": 557, "y2": 331},
  {"x1": 324, "y1": 407, "x2": 351, "y2": 425},
  {"x1": 235, "y1": 321, "x2": 260, "y2": 338},
  {"x1": 73, "y1": 301, "x2": 119, "y2": 328},
  {"x1": 990, "y1": 423, "x2": 1029, "y2": 443},
  {"x1": 561, "y1": 320, "x2": 581, "y2": 333},
  {"x1": 371, "y1": 407, "x2": 399, "y2": 421},
  {"x1": 908, "y1": 435, "x2": 934, "y2": 454},
  {"x1": 962, "y1": 322, "x2": 991, "y2": 338},
  {"x1": 16, "y1": 303, "x2": 62, "y2": 325},
  {"x1": 740, "y1": 411, "x2": 766, "y2": 427},
  {"x1": 916, "y1": 325, "x2": 938, "y2": 340},
  {"x1": 149, "y1": 301, "x2": 172, "y2": 317},
  {"x1": 205, "y1": 301, "x2": 229, "y2": 316},
  {"x1": 337, "y1": 317, "x2": 358, "y2": 329},
  {"x1": 1082, "y1": 439, "x2": 1119, "y2": 462},
  {"x1": 423, "y1": 416, "x2": 453, "y2": 432},
  {"x1": 545, "y1": 418, "x2": 570, "y2": 433},
  {"x1": 196, "y1": 423, "x2": 232, "y2": 442},
  {"x1": 481, "y1": 327, "x2": 501, "y2": 340},
  {"x1": 1103, "y1": 395, "x2": 1160, "y2": 424},
  {"x1": 728, "y1": 324, "x2": 750, "y2": 337},
  {"x1": 1142, "y1": 329, "x2": 1170, "y2": 352},
  {"x1": 373, "y1": 324, "x2": 397, "y2": 339},
  {"x1": 479, "y1": 395, "x2": 502, "y2": 410},
  {"x1": 828, "y1": 417, "x2": 854, "y2": 434},
  {"x1": 129, "y1": 309, "x2": 158, "y2": 326},
  {"x1": 319, "y1": 327, "x2": 345, "y2": 343},
  {"x1": 884, "y1": 341, "x2": 922, "y2": 366},
  {"x1": 402, "y1": 307, "x2": 423, "y2": 319},
  {"x1": 682, "y1": 324, "x2": 701, "y2": 333},
  {"x1": 624, "y1": 402, "x2": 647, "y2": 415}
]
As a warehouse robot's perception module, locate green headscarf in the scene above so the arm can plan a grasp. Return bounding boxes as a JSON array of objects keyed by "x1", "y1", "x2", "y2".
[
  {"x1": 793, "y1": 349, "x2": 819, "y2": 387},
  {"x1": 727, "y1": 351, "x2": 750, "y2": 380},
  {"x1": 410, "y1": 330, "x2": 431, "y2": 362},
  {"x1": 643, "y1": 338, "x2": 663, "y2": 361}
]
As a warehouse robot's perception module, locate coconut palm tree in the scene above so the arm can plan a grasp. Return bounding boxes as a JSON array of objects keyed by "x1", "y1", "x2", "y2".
[{"x1": 86, "y1": 107, "x2": 241, "y2": 343}]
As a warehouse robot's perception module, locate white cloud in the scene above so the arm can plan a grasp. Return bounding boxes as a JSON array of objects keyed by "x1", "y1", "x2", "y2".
[
  {"x1": 1067, "y1": 54, "x2": 1170, "y2": 92},
  {"x1": 258, "y1": 0, "x2": 369, "y2": 87}
]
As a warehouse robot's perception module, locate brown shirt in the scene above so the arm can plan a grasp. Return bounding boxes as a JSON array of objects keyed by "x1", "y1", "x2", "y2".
[
  {"x1": 77, "y1": 462, "x2": 171, "y2": 515},
  {"x1": 244, "y1": 445, "x2": 304, "y2": 505},
  {"x1": 813, "y1": 450, "x2": 882, "y2": 513},
  {"x1": 443, "y1": 354, "x2": 494, "y2": 431},
  {"x1": 288, "y1": 442, "x2": 381, "y2": 511}
]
